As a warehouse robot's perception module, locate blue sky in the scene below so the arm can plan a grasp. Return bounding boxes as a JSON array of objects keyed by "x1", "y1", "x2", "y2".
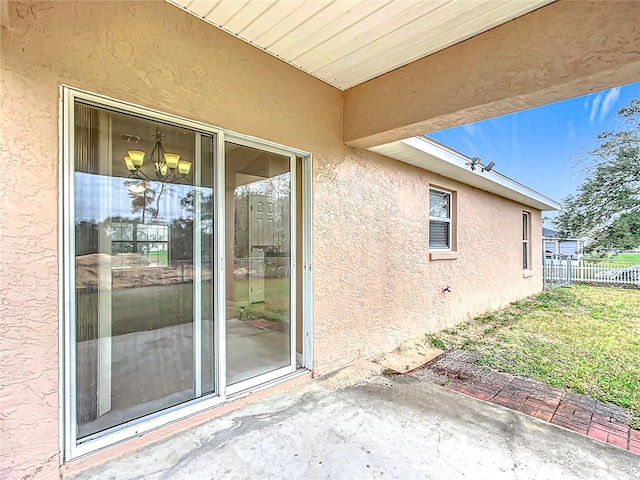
[
  {"x1": 427, "y1": 81, "x2": 640, "y2": 225},
  {"x1": 75, "y1": 173, "x2": 197, "y2": 223}
]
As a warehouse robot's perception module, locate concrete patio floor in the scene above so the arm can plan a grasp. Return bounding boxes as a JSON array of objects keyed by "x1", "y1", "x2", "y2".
[{"x1": 72, "y1": 364, "x2": 640, "y2": 480}]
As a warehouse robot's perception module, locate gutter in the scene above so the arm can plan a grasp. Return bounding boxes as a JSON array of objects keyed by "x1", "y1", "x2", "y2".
[{"x1": 369, "y1": 136, "x2": 561, "y2": 211}]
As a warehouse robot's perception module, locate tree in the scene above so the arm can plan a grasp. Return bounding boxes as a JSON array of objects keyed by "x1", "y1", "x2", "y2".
[{"x1": 554, "y1": 99, "x2": 640, "y2": 254}]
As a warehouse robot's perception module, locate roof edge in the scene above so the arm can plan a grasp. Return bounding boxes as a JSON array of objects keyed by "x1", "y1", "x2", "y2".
[{"x1": 369, "y1": 136, "x2": 561, "y2": 211}]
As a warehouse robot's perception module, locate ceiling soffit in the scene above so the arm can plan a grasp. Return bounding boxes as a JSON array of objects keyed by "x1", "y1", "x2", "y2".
[{"x1": 168, "y1": 0, "x2": 552, "y2": 90}]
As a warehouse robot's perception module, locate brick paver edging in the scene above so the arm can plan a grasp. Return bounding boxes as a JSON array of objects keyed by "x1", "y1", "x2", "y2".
[{"x1": 408, "y1": 350, "x2": 640, "y2": 454}]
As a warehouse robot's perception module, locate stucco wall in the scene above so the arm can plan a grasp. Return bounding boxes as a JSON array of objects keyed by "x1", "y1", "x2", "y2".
[
  {"x1": 1, "y1": 2, "x2": 542, "y2": 478},
  {"x1": 312, "y1": 149, "x2": 543, "y2": 374}
]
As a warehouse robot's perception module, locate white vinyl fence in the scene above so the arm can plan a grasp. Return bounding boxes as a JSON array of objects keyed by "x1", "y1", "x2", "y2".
[{"x1": 543, "y1": 256, "x2": 640, "y2": 289}]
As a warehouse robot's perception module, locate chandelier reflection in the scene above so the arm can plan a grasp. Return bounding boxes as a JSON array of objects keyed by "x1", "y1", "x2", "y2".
[{"x1": 123, "y1": 129, "x2": 192, "y2": 185}]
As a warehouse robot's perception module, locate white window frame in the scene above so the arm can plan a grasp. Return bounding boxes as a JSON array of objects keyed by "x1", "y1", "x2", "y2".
[
  {"x1": 523, "y1": 211, "x2": 531, "y2": 271},
  {"x1": 110, "y1": 222, "x2": 170, "y2": 269},
  {"x1": 429, "y1": 187, "x2": 453, "y2": 250},
  {"x1": 60, "y1": 86, "x2": 314, "y2": 461}
]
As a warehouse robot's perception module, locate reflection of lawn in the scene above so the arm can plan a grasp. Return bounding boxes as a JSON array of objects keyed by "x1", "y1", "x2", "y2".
[
  {"x1": 233, "y1": 277, "x2": 290, "y2": 322},
  {"x1": 107, "y1": 277, "x2": 289, "y2": 337},
  {"x1": 145, "y1": 251, "x2": 168, "y2": 267},
  {"x1": 111, "y1": 282, "x2": 207, "y2": 336}
]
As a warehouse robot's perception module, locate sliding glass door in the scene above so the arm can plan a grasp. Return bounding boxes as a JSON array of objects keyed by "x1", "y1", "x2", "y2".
[
  {"x1": 72, "y1": 102, "x2": 215, "y2": 439},
  {"x1": 224, "y1": 141, "x2": 295, "y2": 387},
  {"x1": 64, "y1": 89, "x2": 304, "y2": 457}
]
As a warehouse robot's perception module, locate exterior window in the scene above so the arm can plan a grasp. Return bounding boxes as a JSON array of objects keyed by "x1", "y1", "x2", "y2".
[
  {"x1": 522, "y1": 212, "x2": 531, "y2": 270},
  {"x1": 429, "y1": 188, "x2": 452, "y2": 249}
]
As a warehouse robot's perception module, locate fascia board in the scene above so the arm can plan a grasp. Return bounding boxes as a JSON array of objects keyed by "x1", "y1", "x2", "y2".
[{"x1": 370, "y1": 136, "x2": 561, "y2": 211}]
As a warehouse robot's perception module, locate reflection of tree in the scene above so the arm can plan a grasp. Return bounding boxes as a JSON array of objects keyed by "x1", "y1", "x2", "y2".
[
  {"x1": 124, "y1": 180, "x2": 165, "y2": 222},
  {"x1": 177, "y1": 189, "x2": 215, "y2": 262},
  {"x1": 179, "y1": 188, "x2": 214, "y2": 234},
  {"x1": 234, "y1": 187, "x2": 249, "y2": 258},
  {"x1": 170, "y1": 218, "x2": 193, "y2": 261},
  {"x1": 75, "y1": 220, "x2": 106, "y2": 255}
]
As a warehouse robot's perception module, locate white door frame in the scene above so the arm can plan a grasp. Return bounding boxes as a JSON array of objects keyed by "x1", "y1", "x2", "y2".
[
  {"x1": 60, "y1": 86, "x2": 314, "y2": 460},
  {"x1": 223, "y1": 133, "x2": 298, "y2": 396}
]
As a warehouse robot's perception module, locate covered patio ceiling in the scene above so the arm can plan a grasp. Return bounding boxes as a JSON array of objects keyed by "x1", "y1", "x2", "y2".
[
  {"x1": 166, "y1": 1, "x2": 640, "y2": 154},
  {"x1": 168, "y1": 0, "x2": 552, "y2": 90}
]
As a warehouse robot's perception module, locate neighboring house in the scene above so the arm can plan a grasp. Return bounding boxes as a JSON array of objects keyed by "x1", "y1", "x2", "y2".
[
  {"x1": 1, "y1": 1, "x2": 636, "y2": 479},
  {"x1": 543, "y1": 228, "x2": 586, "y2": 258}
]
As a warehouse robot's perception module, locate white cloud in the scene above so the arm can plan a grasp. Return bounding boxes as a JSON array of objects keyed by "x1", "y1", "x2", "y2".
[
  {"x1": 568, "y1": 120, "x2": 575, "y2": 138},
  {"x1": 599, "y1": 87, "x2": 621, "y2": 121},
  {"x1": 462, "y1": 138, "x2": 477, "y2": 156},
  {"x1": 462, "y1": 124, "x2": 476, "y2": 136},
  {"x1": 587, "y1": 87, "x2": 622, "y2": 124},
  {"x1": 589, "y1": 93, "x2": 602, "y2": 124},
  {"x1": 583, "y1": 97, "x2": 590, "y2": 110}
]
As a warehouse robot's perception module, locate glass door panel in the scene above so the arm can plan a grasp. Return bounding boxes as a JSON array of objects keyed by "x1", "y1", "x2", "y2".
[
  {"x1": 224, "y1": 141, "x2": 293, "y2": 385},
  {"x1": 73, "y1": 102, "x2": 214, "y2": 439}
]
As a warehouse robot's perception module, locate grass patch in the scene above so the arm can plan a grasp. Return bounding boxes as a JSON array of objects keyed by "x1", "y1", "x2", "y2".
[
  {"x1": 614, "y1": 253, "x2": 640, "y2": 262},
  {"x1": 425, "y1": 285, "x2": 640, "y2": 428},
  {"x1": 584, "y1": 252, "x2": 640, "y2": 268}
]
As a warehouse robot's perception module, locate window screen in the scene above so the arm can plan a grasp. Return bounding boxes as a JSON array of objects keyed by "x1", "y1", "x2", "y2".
[{"x1": 429, "y1": 189, "x2": 452, "y2": 249}]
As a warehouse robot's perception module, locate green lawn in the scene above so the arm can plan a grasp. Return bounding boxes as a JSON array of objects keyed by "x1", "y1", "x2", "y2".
[
  {"x1": 426, "y1": 285, "x2": 640, "y2": 428},
  {"x1": 614, "y1": 253, "x2": 640, "y2": 262},
  {"x1": 584, "y1": 252, "x2": 640, "y2": 267}
]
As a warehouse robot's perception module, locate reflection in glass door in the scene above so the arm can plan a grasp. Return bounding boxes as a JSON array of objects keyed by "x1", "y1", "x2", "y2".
[
  {"x1": 65, "y1": 90, "x2": 308, "y2": 457},
  {"x1": 72, "y1": 102, "x2": 215, "y2": 439},
  {"x1": 224, "y1": 141, "x2": 294, "y2": 386}
]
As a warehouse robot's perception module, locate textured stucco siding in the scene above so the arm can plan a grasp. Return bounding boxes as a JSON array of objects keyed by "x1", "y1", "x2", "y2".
[
  {"x1": 312, "y1": 151, "x2": 542, "y2": 374},
  {"x1": 1, "y1": 2, "x2": 541, "y2": 478}
]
